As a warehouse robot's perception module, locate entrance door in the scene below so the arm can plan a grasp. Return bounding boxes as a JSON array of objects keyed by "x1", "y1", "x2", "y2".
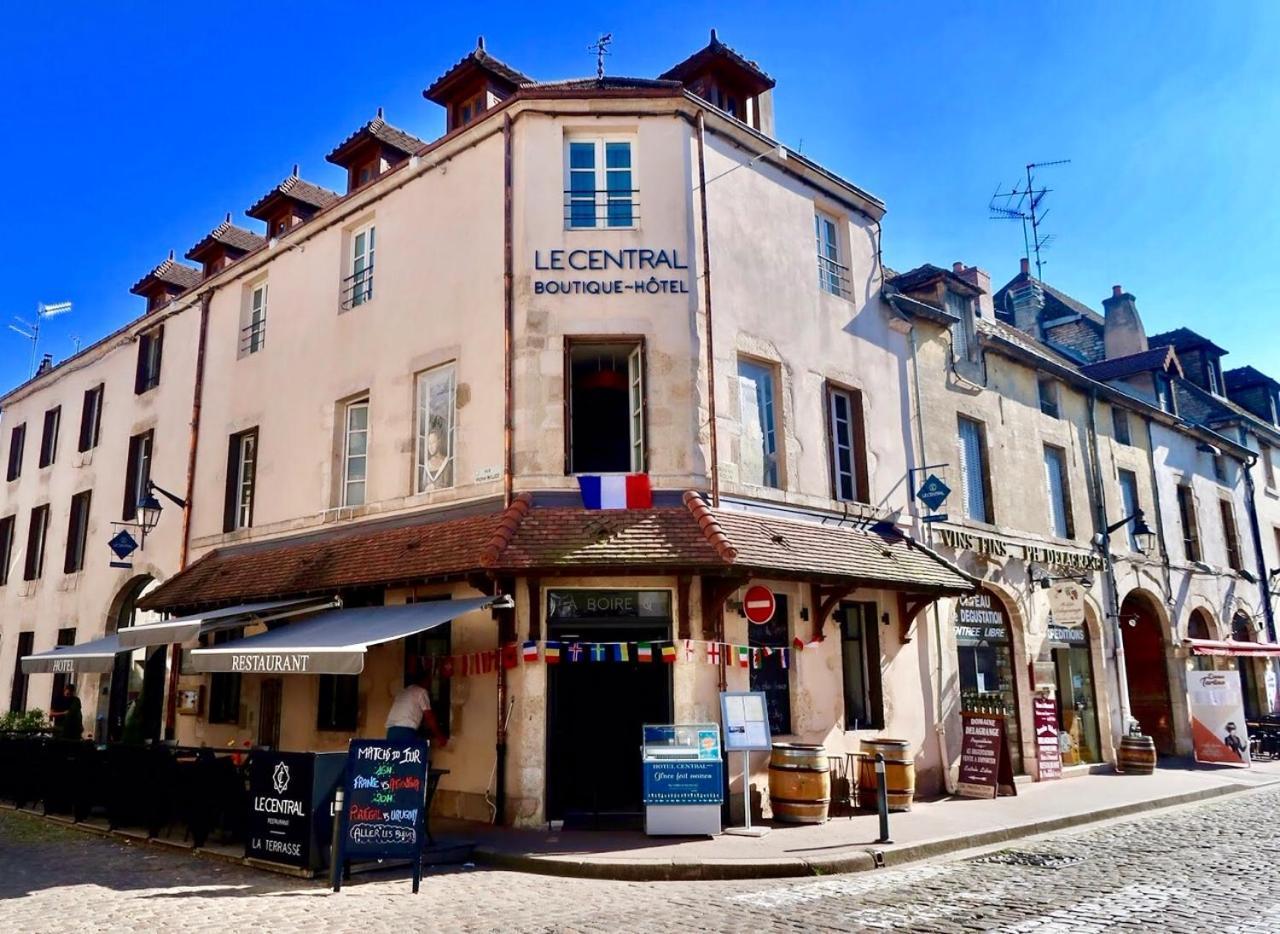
[
  {"x1": 1120, "y1": 593, "x2": 1175, "y2": 755},
  {"x1": 259, "y1": 679, "x2": 283, "y2": 749},
  {"x1": 546, "y1": 589, "x2": 673, "y2": 827}
]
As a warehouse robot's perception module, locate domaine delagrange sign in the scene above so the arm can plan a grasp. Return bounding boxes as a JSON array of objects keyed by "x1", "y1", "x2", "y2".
[{"x1": 532, "y1": 248, "x2": 691, "y2": 296}]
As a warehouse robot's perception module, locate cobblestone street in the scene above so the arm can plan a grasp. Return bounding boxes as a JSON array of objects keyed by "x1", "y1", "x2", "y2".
[{"x1": 4, "y1": 783, "x2": 1280, "y2": 932}]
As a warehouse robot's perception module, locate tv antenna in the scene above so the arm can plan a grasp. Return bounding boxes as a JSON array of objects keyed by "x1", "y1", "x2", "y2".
[
  {"x1": 588, "y1": 33, "x2": 612, "y2": 80},
  {"x1": 989, "y1": 159, "x2": 1070, "y2": 279},
  {"x1": 9, "y1": 301, "x2": 72, "y2": 377}
]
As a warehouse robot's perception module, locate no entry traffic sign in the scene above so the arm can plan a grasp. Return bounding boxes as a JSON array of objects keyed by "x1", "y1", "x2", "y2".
[{"x1": 743, "y1": 586, "x2": 776, "y2": 624}]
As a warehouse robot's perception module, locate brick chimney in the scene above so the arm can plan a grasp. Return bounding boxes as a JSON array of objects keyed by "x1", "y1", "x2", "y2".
[
  {"x1": 1007, "y1": 258, "x2": 1044, "y2": 337},
  {"x1": 1102, "y1": 285, "x2": 1148, "y2": 360},
  {"x1": 953, "y1": 262, "x2": 993, "y2": 320}
]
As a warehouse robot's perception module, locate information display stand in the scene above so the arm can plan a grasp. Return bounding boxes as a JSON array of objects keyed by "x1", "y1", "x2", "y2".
[
  {"x1": 720, "y1": 691, "x2": 772, "y2": 837},
  {"x1": 641, "y1": 724, "x2": 723, "y2": 836}
]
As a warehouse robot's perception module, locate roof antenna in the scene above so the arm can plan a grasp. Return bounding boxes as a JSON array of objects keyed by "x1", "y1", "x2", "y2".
[
  {"x1": 988, "y1": 159, "x2": 1071, "y2": 279},
  {"x1": 588, "y1": 33, "x2": 612, "y2": 80},
  {"x1": 9, "y1": 301, "x2": 72, "y2": 378}
]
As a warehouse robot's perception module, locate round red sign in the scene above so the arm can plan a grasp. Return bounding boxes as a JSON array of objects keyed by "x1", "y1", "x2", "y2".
[{"x1": 743, "y1": 585, "x2": 776, "y2": 624}]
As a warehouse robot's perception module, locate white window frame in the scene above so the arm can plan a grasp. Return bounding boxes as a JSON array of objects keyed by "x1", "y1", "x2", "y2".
[
  {"x1": 957, "y1": 416, "x2": 990, "y2": 523},
  {"x1": 564, "y1": 136, "x2": 637, "y2": 230},
  {"x1": 349, "y1": 225, "x2": 376, "y2": 307},
  {"x1": 738, "y1": 358, "x2": 780, "y2": 489},
  {"x1": 815, "y1": 211, "x2": 846, "y2": 296},
  {"x1": 565, "y1": 341, "x2": 646, "y2": 474},
  {"x1": 342, "y1": 400, "x2": 369, "y2": 507},
  {"x1": 415, "y1": 363, "x2": 457, "y2": 494},
  {"x1": 828, "y1": 386, "x2": 859, "y2": 503},
  {"x1": 245, "y1": 283, "x2": 267, "y2": 355},
  {"x1": 1118, "y1": 469, "x2": 1141, "y2": 551},
  {"x1": 234, "y1": 431, "x2": 256, "y2": 529},
  {"x1": 1043, "y1": 444, "x2": 1073, "y2": 538}
]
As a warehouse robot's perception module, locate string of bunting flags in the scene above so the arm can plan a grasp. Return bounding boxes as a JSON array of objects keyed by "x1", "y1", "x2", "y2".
[{"x1": 407, "y1": 637, "x2": 826, "y2": 679}]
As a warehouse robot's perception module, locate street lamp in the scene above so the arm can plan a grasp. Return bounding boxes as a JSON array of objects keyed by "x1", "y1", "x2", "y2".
[
  {"x1": 1104, "y1": 508, "x2": 1155, "y2": 556},
  {"x1": 136, "y1": 480, "x2": 187, "y2": 543}
]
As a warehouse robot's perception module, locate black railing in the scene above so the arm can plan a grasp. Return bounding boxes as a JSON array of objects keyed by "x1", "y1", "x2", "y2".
[
  {"x1": 563, "y1": 189, "x2": 640, "y2": 229},
  {"x1": 817, "y1": 254, "x2": 851, "y2": 297},
  {"x1": 341, "y1": 264, "x2": 374, "y2": 310},
  {"x1": 240, "y1": 319, "x2": 266, "y2": 355}
]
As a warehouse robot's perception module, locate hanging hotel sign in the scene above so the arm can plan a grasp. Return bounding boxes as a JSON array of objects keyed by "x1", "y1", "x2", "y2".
[
  {"x1": 936, "y1": 527, "x2": 1105, "y2": 572},
  {"x1": 532, "y1": 248, "x2": 690, "y2": 296}
]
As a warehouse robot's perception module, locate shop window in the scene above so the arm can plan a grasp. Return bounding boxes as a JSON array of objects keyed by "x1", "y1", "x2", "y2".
[
  {"x1": 135, "y1": 325, "x2": 164, "y2": 394},
  {"x1": 415, "y1": 363, "x2": 456, "y2": 493},
  {"x1": 565, "y1": 137, "x2": 635, "y2": 229},
  {"x1": 317, "y1": 674, "x2": 359, "y2": 731},
  {"x1": 739, "y1": 358, "x2": 780, "y2": 489},
  {"x1": 955, "y1": 590, "x2": 1022, "y2": 773},
  {"x1": 826, "y1": 383, "x2": 868, "y2": 503},
  {"x1": 0, "y1": 514, "x2": 14, "y2": 585},
  {"x1": 566, "y1": 341, "x2": 645, "y2": 474},
  {"x1": 78, "y1": 384, "x2": 104, "y2": 452},
  {"x1": 840, "y1": 602, "x2": 883, "y2": 730},
  {"x1": 7, "y1": 423, "x2": 25, "y2": 481},
  {"x1": 749, "y1": 593, "x2": 791, "y2": 735},
  {"x1": 343, "y1": 225, "x2": 375, "y2": 309},
  {"x1": 122, "y1": 429, "x2": 154, "y2": 521},
  {"x1": 223, "y1": 428, "x2": 258, "y2": 532},
  {"x1": 815, "y1": 211, "x2": 846, "y2": 296},
  {"x1": 63, "y1": 490, "x2": 91, "y2": 574},
  {"x1": 1112, "y1": 407, "x2": 1132, "y2": 446},
  {"x1": 1176, "y1": 483, "x2": 1201, "y2": 562},
  {"x1": 1037, "y1": 378, "x2": 1060, "y2": 419},
  {"x1": 22, "y1": 504, "x2": 50, "y2": 581},
  {"x1": 404, "y1": 597, "x2": 452, "y2": 737},
  {"x1": 1117, "y1": 469, "x2": 1141, "y2": 552},
  {"x1": 38, "y1": 406, "x2": 60, "y2": 468},
  {"x1": 242, "y1": 282, "x2": 267, "y2": 355},
  {"x1": 341, "y1": 399, "x2": 369, "y2": 507},
  {"x1": 1045, "y1": 623, "x2": 1102, "y2": 764},
  {"x1": 9, "y1": 632, "x2": 33, "y2": 712},
  {"x1": 1220, "y1": 499, "x2": 1244, "y2": 571},
  {"x1": 957, "y1": 416, "x2": 993, "y2": 523},
  {"x1": 208, "y1": 628, "x2": 243, "y2": 725},
  {"x1": 1043, "y1": 444, "x2": 1075, "y2": 539},
  {"x1": 49, "y1": 627, "x2": 77, "y2": 713}
]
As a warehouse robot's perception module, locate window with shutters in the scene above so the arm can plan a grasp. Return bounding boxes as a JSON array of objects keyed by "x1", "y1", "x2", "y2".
[
  {"x1": 64, "y1": 490, "x2": 91, "y2": 573},
  {"x1": 9, "y1": 632, "x2": 33, "y2": 712},
  {"x1": 122, "y1": 430, "x2": 154, "y2": 521},
  {"x1": 957, "y1": 416, "x2": 993, "y2": 523},
  {"x1": 78, "y1": 384, "x2": 104, "y2": 452},
  {"x1": 23, "y1": 504, "x2": 50, "y2": 581},
  {"x1": 135, "y1": 326, "x2": 163, "y2": 393},
  {"x1": 49, "y1": 627, "x2": 77, "y2": 710},
  {"x1": 1176, "y1": 483, "x2": 1201, "y2": 562},
  {"x1": 0, "y1": 514, "x2": 15, "y2": 586},
  {"x1": 1043, "y1": 444, "x2": 1075, "y2": 538},
  {"x1": 1220, "y1": 499, "x2": 1244, "y2": 571},
  {"x1": 224, "y1": 429, "x2": 258, "y2": 531},
  {"x1": 739, "y1": 358, "x2": 780, "y2": 489},
  {"x1": 1038, "y1": 379, "x2": 1060, "y2": 419},
  {"x1": 7, "y1": 423, "x2": 25, "y2": 481},
  {"x1": 945, "y1": 290, "x2": 972, "y2": 360},
  {"x1": 1118, "y1": 469, "x2": 1141, "y2": 552},
  {"x1": 38, "y1": 407, "x2": 60, "y2": 468},
  {"x1": 826, "y1": 383, "x2": 868, "y2": 503}
]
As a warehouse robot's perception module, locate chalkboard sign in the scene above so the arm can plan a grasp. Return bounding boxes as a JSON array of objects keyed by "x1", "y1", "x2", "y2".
[
  {"x1": 247, "y1": 751, "x2": 315, "y2": 869},
  {"x1": 342, "y1": 738, "x2": 429, "y2": 866},
  {"x1": 956, "y1": 712, "x2": 1017, "y2": 799}
]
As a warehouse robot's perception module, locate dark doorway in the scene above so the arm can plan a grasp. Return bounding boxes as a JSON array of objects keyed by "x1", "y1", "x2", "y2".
[
  {"x1": 140, "y1": 646, "x2": 166, "y2": 742},
  {"x1": 546, "y1": 589, "x2": 672, "y2": 827},
  {"x1": 566, "y1": 341, "x2": 644, "y2": 474},
  {"x1": 1120, "y1": 592, "x2": 1175, "y2": 755},
  {"x1": 259, "y1": 679, "x2": 283, "y2": 749}
]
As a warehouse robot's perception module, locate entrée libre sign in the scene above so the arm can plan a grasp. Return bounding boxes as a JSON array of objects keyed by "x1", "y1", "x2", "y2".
[{"x1": 532, "y1": 248, "x2": 690, "y2": 296}]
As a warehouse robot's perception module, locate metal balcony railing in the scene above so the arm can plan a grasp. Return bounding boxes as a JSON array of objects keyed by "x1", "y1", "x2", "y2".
[
  {"x1": 240, "y1": 319, "x2": 266, "y2": 355},
  {"x1": 341, "y1": 264, "x2": 374, "y2": 310},
  {"x1": 564, "y1": 189, "x2": 640, "y2": 229},
  {"x1": 817, "y1": 254, "x2": 851, "y2": 297}
]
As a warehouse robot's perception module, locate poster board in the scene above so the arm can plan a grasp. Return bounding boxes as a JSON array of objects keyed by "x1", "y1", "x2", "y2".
[
  {"x1": 720, "y1": 691, "x2": 772, "y2": 751},
  {"x1": 1033, "y1": 696, "x2": 1063, "y2": 781},
  {"x1": 247, "y1": 751, "x2": 315, "y2": 869},
  {"x1": 339, "y1": 738, "x2": 430, "y2": 891},
  {"x1": 1188, "y1": 670, "x2": 1252, "y2": 767},
  {"x1": 956, "y1": 712, "x2": 1017, "y2": 798}
]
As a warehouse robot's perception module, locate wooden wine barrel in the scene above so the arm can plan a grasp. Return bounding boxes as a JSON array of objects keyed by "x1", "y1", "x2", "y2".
[
  {"x1": 1117, "y1": 734, "x2": 1157, "y2": 774},
  {"x1": 857, "y1": 738, "x2": 916, "y2": 812},
  {"x1": 768, "y1": 744, "x2": 830, "y2": 823}
]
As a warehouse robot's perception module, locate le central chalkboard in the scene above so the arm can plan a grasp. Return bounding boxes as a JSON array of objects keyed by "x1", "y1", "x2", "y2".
[{"x1": 342, "y1": 739, "x2": 429, "y2": 862}]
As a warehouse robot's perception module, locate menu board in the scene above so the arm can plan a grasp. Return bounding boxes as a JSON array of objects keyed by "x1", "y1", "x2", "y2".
[
  {"x1": 247, "y1": 751, "x2": 316, "y2": 869},
  {"x1": 720, "y1": 692, "x2": 772, "y2": 751},
  {"x1": 643, "y1": 760, "x2": 725, "y2": 805},
  {"x1": 1033, "y1": 696, "x2": 1063, "y2": 781},
  {"x1": 956, "y1": 712, "x2": 1017, "y2": 799},
  {"x1": 342, "y1": 739, "x2": 429, "y2": 862}
]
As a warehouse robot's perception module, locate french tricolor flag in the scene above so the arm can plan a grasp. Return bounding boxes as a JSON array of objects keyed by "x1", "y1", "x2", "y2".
[{"x1": 577, "y1": 474, "x2": 653, "y2": 510}]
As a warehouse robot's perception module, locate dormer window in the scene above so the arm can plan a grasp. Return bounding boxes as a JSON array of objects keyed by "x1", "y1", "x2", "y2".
[
  {"x1": 326, "y1": 112, "x2": 424, "y2": 194},
  {"x1": 458, "y1": 92, "x2": 486, "y2": 127},
  {"x1": 247, "y1": 172, "x2": 340, "y2": 240},
  {"x1": 423, "y1": 39, "x2": 530, "y2": 134},
  {"x1": 186, "y1": 216, "x2": 265, "y2": 280},
  {"x1": 659, "y1": 30, "x2": 776, "y2": 135}
]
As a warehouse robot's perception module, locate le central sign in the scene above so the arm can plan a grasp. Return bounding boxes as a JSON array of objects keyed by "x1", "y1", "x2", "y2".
[{"x1": 531, "y1": 248, "x2": 691, "y2": 296}]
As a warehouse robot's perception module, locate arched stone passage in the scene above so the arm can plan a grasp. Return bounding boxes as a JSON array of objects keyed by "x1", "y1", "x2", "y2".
[
  {"x1": 1120, "y1": 589, "x2": 1176, "y2": 755},
  {"x1": 102, "y1": 575, "x2": 162, "y2": 743},
  {"x1": 954, "y1": 584, "x2": 1026, "y2": 773}
]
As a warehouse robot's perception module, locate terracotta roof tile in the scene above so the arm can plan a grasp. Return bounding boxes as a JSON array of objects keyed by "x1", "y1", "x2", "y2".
[
  {"x1": 659, "y1": 29, "x2": 775, "y2": 90},
  {"x1": 246, "y1": 173, "x2": 340, "y2": 221},
  {"x1": 1079, "y1": 346, "x2": 1181, "y2": 382},
  {"x1": 423, "y1": 44, "x2": 532, "y2": 103},
  {"x1": 326, "y1": 115, "x2": 426, "y2": 166},
  {"x1": 129, "y1": 255, "x2": 202, "y2": 296},
  {"x1": 185, "y1": 218, "x2": 266, "y2": 262}
]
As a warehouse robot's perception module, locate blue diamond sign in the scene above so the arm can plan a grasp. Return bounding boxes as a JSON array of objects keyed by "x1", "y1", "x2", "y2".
[
  {"x1": 108, "y1": 529, "x2": 139, "y2": 561},
  {"x1": 916, "y1": 474, "x2": 951, "y2": 513}
]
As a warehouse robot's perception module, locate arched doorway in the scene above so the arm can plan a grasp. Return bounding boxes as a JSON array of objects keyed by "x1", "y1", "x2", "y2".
[
  {"x1": 1232, "y1": 613, "x2": 1263, "y2": 720},
  {"x1": 1120, "y1": 591, "x2": 1175, "y2": 755},
  {"x1": 1188, "y1": 609, "x2": 1215, "y2": 672},
  {"x1": 103, "y1": 576, "x2": 163, "y2": 743},
  {"x1": 955, "y1": 588, "x2": 1024, "y2": 773}
]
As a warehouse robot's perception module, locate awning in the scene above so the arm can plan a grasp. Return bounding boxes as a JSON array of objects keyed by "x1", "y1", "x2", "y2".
[
  {"x1": 22, "y1": 633, "x2": 124, "y2": 674},
  {"x1": 188, "y1": 595, "x2": 512, "y2": 675},
  {"x1": 117, "y1": 597, "x2": 339, "y2": 649},
  {"x1": 1186, "y1": 638, "x2": 1280, "y2": 658}
]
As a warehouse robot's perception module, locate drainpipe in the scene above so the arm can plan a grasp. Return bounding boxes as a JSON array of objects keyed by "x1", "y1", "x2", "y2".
[
  {"x1": 494, "y1": 115, "x2": 515, "y2": 825},
  {"x1": 1087, "y1": 390, "x2": 1134, "y2": 738},
  {"x1": 1240, "y1": 451, "x2": 1276, "y2": 642},
  {"x1": 695, "y1": 111, "x2": 720, "y2": 506}
]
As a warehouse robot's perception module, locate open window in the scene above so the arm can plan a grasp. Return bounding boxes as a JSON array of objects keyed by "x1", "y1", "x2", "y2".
[{"x1": 566, "y1": 340, "x2": 645, "y2": 474}]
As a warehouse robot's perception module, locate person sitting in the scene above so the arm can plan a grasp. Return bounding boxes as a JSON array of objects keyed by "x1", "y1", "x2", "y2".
[{"x1": 385, "y1": 674, "x2": 447, "y2": 748}]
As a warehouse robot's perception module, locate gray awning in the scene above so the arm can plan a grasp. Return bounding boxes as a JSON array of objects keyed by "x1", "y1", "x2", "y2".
[
  {"x1": 117, "y1": 597, "x2": 339, "y2": 649},
  {"x1": 22, "y1": 633, "x2": 124, "y2": 674},
  {"x1": 188, "y1": 595, "x2": 511, "y2": 675}
]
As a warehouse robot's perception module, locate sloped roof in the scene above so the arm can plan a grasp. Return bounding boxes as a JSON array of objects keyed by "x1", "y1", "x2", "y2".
[
  {"x1": 326, "y1": 115, "x2": 426, "y2": 166},
  {"x1": 1078, "y1": 345, "x2": 1181, "y2": 382},
  {"x1": 527, "y1": 76, "x2": 682, "y2": 92},
  {"x1": 423, "y1": 43, "x2": 532, "y2": 104},
  {"x1": 887, "y1": 264, "x2": 980, "y2": 298},
  {"x1": 185, "y1": 218, "x2": 266, "y2": 262},
  {"x1": 246, "y1": 174, "x2": 340, "y2": 221},
  {"x1": 129, "y1": 255, "x2": 202, "y2": 296},
  {"x1": 991, "y1": 270, "x2": 1107, "y2": 332},
  {"x1": 659, "y1": 29, "x2": 775, "y2": 91},
  {"x1": 1149, "y1": 327, "x2": 1227, "y2": 356},
  {"x1": 1226, "y1": 365, "x2": 1279, "y2": 391}
]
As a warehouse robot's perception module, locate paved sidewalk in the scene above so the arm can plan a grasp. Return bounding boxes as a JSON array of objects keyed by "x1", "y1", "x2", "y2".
[{"x1": 451, "y1": 759, "x2": 1280, "y2": 880}]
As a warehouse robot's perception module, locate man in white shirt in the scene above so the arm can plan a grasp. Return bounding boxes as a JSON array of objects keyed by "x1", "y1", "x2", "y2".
[{"x1": 385, "y1": 675, "x2": 447, "y2": 747}]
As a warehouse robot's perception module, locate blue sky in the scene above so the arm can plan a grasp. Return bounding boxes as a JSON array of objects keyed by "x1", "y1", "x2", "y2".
[{"x1": 2, "y1": 1, "x2": 1277, "y2": 389}]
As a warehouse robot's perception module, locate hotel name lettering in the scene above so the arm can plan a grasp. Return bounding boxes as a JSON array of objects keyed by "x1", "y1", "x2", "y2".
[
  {"x1": 532, "y1": 248, "x2": 690, "y2": 296},
  {"x1": 937, "y1": 527, "x2": 1105, "y2": 572}
]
